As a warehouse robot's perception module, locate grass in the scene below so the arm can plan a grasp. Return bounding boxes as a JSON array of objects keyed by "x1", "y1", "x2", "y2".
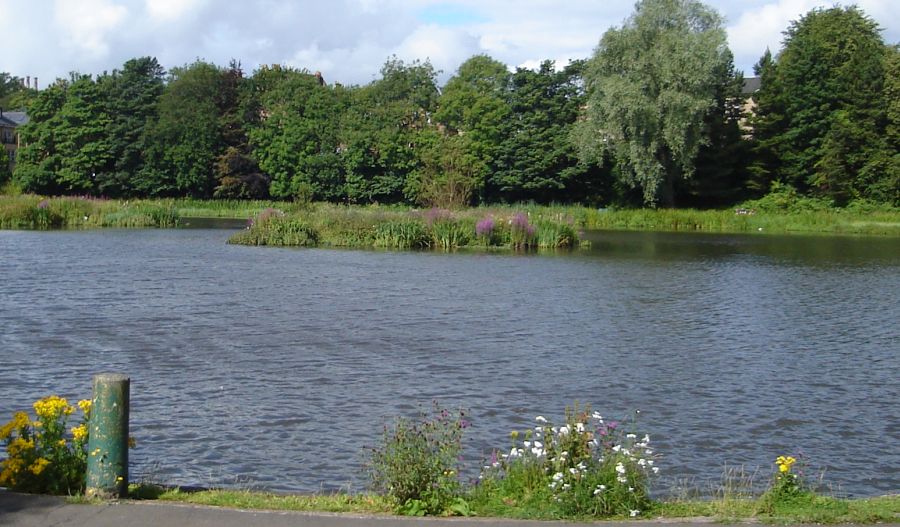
[
  {"x1": 3, "y1": 193, "x2": 899, "y2": 236},
  {"x1": 227, "y1": 204, "x2": 585, "y2": 250},
  {"x1": 0, "y1": 195, "x2": 178, "y2": 229},
  {"x1": 119, "y1": 483, "x2": 900, "y2": 523}
]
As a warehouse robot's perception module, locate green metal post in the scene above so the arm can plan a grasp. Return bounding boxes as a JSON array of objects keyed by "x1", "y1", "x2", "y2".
[{"x1": 85, "y1": 373, "x2": 130, "y2": 499}]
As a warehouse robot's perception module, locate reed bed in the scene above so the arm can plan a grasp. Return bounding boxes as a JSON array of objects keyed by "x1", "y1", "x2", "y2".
[
  {"x1": 0, "y1": 195, "x2": 178, "y2": 229},
  {"x1": 227, "y1": 205, "x2": 584, "y2": 250}
]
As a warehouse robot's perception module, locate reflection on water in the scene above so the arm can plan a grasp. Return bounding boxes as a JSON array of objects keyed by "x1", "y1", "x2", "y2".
[{"x1": 0, "y1": 228, "x2": 897, "y2": 496}]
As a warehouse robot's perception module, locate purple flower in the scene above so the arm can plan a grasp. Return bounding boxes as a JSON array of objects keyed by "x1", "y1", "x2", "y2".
[
  {"x1": 475, "y1": 217, "x2": 495, "y2": 237},
  {"x1": 511, "y1": 212, "x2": 529, "y2": 230},
  {"x1": 424, "y1": 207, "x2": 452, "y2": 225},
  {"x1": 37, "y1": 199, "x2": 49, "y2": 210}
]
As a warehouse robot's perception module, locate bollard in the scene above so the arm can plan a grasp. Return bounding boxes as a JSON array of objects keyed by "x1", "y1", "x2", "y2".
[{"x1": 85, "y1": 373, "x2": 130, "y2": 499}]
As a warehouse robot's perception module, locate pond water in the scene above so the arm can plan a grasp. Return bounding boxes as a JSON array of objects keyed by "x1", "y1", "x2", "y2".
[{"x1": 1, "y1": 224, "x2": 897, "y2": 496}]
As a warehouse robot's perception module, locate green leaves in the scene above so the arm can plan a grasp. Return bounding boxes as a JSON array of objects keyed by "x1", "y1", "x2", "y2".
[
  {"x1": 752, "y1": 6, "x2": 893, "y2": 205},
  {"x1": 577, "y1": 0, "x2": 730, "y2": 207}
]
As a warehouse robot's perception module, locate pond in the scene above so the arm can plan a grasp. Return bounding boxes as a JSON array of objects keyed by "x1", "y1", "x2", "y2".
[{"x1": 1, "y1": 224, "x2": 897, "y2": 496}]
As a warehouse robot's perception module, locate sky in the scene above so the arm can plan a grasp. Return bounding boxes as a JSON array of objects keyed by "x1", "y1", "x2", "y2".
[{"x1": 2, "y1": 0, "x2": 898, "y2": 89}]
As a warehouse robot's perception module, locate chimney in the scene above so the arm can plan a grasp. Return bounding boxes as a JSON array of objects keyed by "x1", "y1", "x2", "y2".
[
  {"x1": 34, "y1": 77, "x2": 38, "y2": 90},
  {"x1": 26, "y1": 76, "x2": 30, "y2": 89}
]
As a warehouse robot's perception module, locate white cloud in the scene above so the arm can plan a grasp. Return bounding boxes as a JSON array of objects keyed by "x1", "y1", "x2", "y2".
[
  {"x1": 4, "y1": 0, "x2": 898, "y2": 87},
  {"x1": 727, "y1": 0, "x2": 821, "y2": 72},
  {"x1": 144, "y1": 0, "x2": 206, "y2": 21},
  {"x1": 53, "y1": 0, "x2": 128, "y2": 59}
]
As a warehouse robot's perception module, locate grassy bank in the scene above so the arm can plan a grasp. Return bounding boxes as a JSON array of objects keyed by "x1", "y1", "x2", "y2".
[
  {"x1": 3, "y1": 194, "x2": 899, "y2": 236},
  {"x1": 0, "y1": 195, "x2": 179, "y2": 229},
  {"x1": 121, "y1": 485, "x2": 900, "y2": 524}
]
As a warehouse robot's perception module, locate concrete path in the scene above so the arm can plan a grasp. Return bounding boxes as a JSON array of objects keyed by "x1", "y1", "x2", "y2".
[{"x1": 0, "y1": 490, "x2": 894, "y2": 527}]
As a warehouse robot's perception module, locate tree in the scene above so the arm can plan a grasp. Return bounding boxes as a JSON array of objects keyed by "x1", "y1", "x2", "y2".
[
  {"x1": 406, "y1": 131, "x2": 484, "y2": 208},
  {"x1": 13, "y1": 75, "x2": 111, "y2": 194},
  {"x1": 752, "y1": 6, "x2": 888, "y2": 204},
  {"x1": 247, "y1": 65, "x2": 344, "y2": 201},
  {"x1": 0, "y1": 72, "x2": 37, "y2": 110},
  {"x1": 139, "y1": 61, "x2": 224, "y2": 197},
  {"x1": 339, "y1": 57, "x2": 439, "y2": 203},
  {"x1": 682, "y1": 49, "x2": 751, "y2": 207},
  {"x1": 12, "y1": 82, "x2": 67, "y2": 193},
  {"x1": 54, "y1": 74, "x2": 112, "y2": 192},
  {"x1": 575, "y1": 0, "x2": 731, "y2": 207},
  {"x1": 94, "y1": 57, "x2": 166, "y2": 196},
  {"x1": 434, "y1": 55, "x2": 511, "y2": 202},
  {"x1": 213, "y1": 60, "x2": 268, "y2": 199},
  {"x1": 493, "y1": 60, "x2": 603, "y2": 204}
]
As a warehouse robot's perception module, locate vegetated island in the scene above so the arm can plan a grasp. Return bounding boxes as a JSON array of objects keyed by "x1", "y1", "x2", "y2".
[{"x1": 2, "y1": 194, "x2": 899, "y2": 247}]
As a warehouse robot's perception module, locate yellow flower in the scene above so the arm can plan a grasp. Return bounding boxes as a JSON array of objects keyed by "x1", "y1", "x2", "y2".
[
  {"x1": 78, "y1": 399, "x2": 92, "y2": 415},
  {"x1": 29, "y1": 458, "x2": 50, "y2": 476},
  {"x1": 7, "y1": 437, "x2": 34, "y2": 456},
  {"x1": 128, "y1": 437, "x2": 137, "y2": 449},
  {"x1": 71, "y1": 424, "x2": 88, "y2": 443},
  {"x1": 57, "y1": 439, "x2": 67, "y2": 447},
  {"x1": 0, "y1": 421, "x2": 13, "y2": 440},
  {"x1": 33, "y1": 396, "x2": 73, "y2": 420},
  {"x1": 775, "y1": 455, "x2": 796, "y2": 473}
]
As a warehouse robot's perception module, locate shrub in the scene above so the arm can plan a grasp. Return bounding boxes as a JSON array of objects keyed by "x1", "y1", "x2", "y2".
[
  {"x1": 368, "y1": 405, "x2": 470, "y2": 515},
  {"x1": 0, "y1": 396, "x2": 91, "y2": 495},
  {"x1": 478, "y1": 405, "x2": 657, "y2": 518}
]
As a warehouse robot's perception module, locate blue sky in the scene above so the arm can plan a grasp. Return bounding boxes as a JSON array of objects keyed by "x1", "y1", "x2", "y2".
[{"x1": 1, "y1": 0, "x2": 897, "y2": 88}]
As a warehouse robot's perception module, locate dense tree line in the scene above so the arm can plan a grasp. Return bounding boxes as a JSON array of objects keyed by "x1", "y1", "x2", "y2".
[{"x1": 6, "y1": 0, "x2": 898, "y2": 207}]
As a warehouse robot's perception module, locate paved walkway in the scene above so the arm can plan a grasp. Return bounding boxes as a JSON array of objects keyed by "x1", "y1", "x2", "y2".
[{"x1": 1, "y1": 490, "x2": 895, "y2": 527}]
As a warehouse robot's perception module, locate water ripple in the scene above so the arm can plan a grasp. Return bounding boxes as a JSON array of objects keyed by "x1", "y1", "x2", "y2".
[{"x1": 0, "y1": 228, "x2": 897, "y2": 496}]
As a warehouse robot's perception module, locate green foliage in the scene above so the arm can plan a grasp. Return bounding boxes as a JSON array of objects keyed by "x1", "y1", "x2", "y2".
[
  {"x1": 13, "y1": 82, "x2": 68, "y2": 194},
  {"x1": 474, "y1": 405, "x2": 657, "y2": 518},
  {"x1": 95, "y1": 57, "x2": 166, "y2": 196},
  {"x1": 368, "y1": 405, "x2": 469, "y2": 516},
  {"x1": 0, "y1": 396, "x2": 91, "y2": 495},
  {"x1": 493, "y1": 61, "x2": 601, "y2": 204},
  {"x1": 0, "y1": 72, "x2": 37, "y2": 110},
  {"x1": 248, "y1": 65, "x2": 343, "y2": 201},
  {"x1": 140, "y1": 61, "x2": 225, "y2": 197},
  {"x1": 340, "y1": 57, "x2": 439, "y2": 204},
  {"x1": 429, "y1": 218, "x2": 473, "y2": 249},
  {"x1": 752, "y1": 6, "x2": 891, "y2": 205},
  {"x1": 739, "y1": 182, "x2": 833, "y2": 213},
  {"x1": 228, "y1": 209, "x2": 319, "y2": 246},
  {"x1": 408, "y1": 132, "x2": 483, "y2": 208},
  {"x1": 576, "y1": 0, "x2": 730, "y2": 207},
  {"x1": 373, "y1": 220, "x2": 430, "y2": 249},
  {"x1": 0, "y1": 195, "x2": 178, "y2": 228}
]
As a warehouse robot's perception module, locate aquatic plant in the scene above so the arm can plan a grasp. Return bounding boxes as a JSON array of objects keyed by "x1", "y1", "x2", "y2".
[
  {"x1": 373, "y1": 220, "x2": 430, "y2": 249},
  {"x1": 509, "y1": 212, "x2": 536, "y2": 248},
  {"x1": 475, "y1": 216, "x2": 496, "y2": 245}
]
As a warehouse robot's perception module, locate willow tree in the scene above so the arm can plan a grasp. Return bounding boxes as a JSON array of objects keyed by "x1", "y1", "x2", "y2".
[{"x1": 574, "y1": 0, "x2": 730, "y2": 207}]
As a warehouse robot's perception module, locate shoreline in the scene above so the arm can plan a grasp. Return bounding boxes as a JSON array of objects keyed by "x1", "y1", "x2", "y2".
[{"x1": 2, "y1": 195, "x2": 899, "y2": 237}]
